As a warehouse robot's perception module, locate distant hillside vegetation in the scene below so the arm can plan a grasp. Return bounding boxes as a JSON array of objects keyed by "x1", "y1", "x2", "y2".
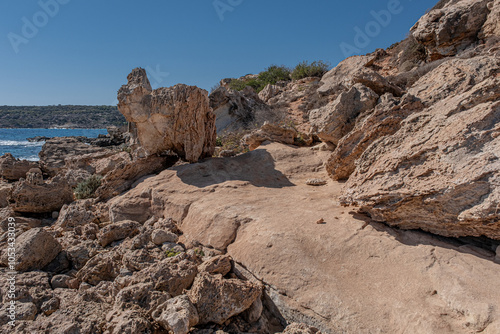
[{"x1": 0, "y1": 105, "x2": 126, "y2": 128}]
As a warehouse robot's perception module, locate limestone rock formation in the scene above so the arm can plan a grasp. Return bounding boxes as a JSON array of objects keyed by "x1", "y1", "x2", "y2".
[
  {"x1": 341, "y1": 74, "x2": 500, "y2": 239},
  {"x1": 209, "y1": 86, "x2": 270, "y2": 133},
  {"x1": 0, "y1": 153, "x2": 39, "y2": 181},
  {"x1": 318, "y1": 55, "x2": 402, "y2": 97},
  {"x1": 242, "y1": 122, "x2": 302, "y2": 151},
  {"x1": 309, "y1": 84, "x2": 378, "y2": 146},
  {"x1": 152, "y1": 295, "x2": 199, "y2": 334},
  {"x1": 411, "y1": 0, "x2": 492, "y2": 59},
  {"x1": 117, "y1": 68, "x2": 216, "y2": 162},
  {"x1": 1, "y1": 228, "x2": 61, "y2": 271},
  {"x1": 326, "y1": 93, "x2": 424, "y2": 180},
  {"x1": 9, "y1": 174, "x2": 74, "y2": 213},
  {"x1": 480, "y1": 0, "x2": 500, "y2": 38},
  {"x1": 188, "y1": 273, "x2": 262, "y2": 325},
  {"x1": 98, "y1": 220, "x2": 141, "y2": 247}
]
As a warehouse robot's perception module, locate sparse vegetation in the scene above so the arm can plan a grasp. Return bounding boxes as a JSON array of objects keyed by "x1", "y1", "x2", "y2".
[
  {"x1": 74, "y1": 174, "x2": 103, "y2": 200},
  {"x1": 215, "y1": 130, "x2": 250, "y2": 155},
  {"x1": 166, "y1": 250, "x2": 181, "y2": 257},
  {"x1": 291, "y1": 61, "x2": 330, "y2": 80}
]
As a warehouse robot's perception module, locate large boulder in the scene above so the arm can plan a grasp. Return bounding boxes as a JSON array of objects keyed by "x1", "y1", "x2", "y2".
[
  {"x1": 341, "y1": 75, "x2": 500, "y2": 239},
  {"x1": 1, "y1": 228, "x2": 61, "y2": 271},
  {"x1": 9, "y1": 174, "x2": 74, "y2": 213},
  {"x1": 0, "y1": 153, "x2": 39, "y2": 181},
  {"x1": 187, "y1": 273, "x2": 262, "y2": 325},
  {"x1": 410, "y1": 0, "x2": 491, "y2": 59},
  {"x1": 117, "y1": 68, "x2": 216, "y2": 162},
  {"x1": 309, "y1": 84, "x2": 378, "y2": 146},
  {"x1": 152, "y1": 295, "x2": 199, "y2": 334}
]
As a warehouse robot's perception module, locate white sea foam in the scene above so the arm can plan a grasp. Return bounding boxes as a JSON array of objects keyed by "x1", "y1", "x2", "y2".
[{"x1": 0, "y1": 140, "x2": 44, "y2": 147}]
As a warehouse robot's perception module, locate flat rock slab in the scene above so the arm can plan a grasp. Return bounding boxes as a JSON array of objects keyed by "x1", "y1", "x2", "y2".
[{"x1": 109, "y1": 143, "x2": 500, "y2": 333}]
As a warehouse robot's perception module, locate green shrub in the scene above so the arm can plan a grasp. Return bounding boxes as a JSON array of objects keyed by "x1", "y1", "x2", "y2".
[
  {"x1": 291, "y1": 61, "x2": 330, "y2": 80},
  {"x1": 258, "y1": 65, "x2": 291, "y2": 85},
  {"x1": 166, "y1": 250, "x2": 181, "y2": 257},
  {"x1": 74, "y1": 174, "x2": 102, "y2": 200}
]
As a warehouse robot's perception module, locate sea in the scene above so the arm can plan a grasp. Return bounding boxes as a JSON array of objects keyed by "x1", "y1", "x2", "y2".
[{"x1": 0, "y1": 128, "x2": 108, "y2": 161}]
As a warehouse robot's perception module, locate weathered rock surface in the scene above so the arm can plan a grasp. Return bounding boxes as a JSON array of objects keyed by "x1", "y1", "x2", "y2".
[
  {"x1": 98, "y1": 220, "x2": 141, "y2": 247},
  {"x1": 188, "y1": 273, "x2": 262, "y2": 325},
  {"x1": 117, "y1": 68, "x2": 216, "y2": 162},
  {"x1": 9, "y1": 174, "x2": 74, "y2": 213},
  {"x1": 341, "y1": 74, "x2": 500, "y2": 239},
  {"x1": 411, "y1": 0, "x2": 491, "y2": 59},
  {"x1": 108, "y1": 142, "x2": 500, "y2": 333},
  {"x1": 0, "y1": 181, "x2": 12, "y2": 208},
  {"x1": 326, "y1": 93, "x2": 424, "y2": 180},
  {"x1": 153, "y1": 295, "x2": 199, "y2": 334},
  {"x1": 480, "y1": 0, "x2": 500, "y2": 38},
  {"x1": 309, "y1": 84, "x2": 378, "y2": 145},
  {"x1": 210, "y1": 86, "x2": 270, "y2": 133},
  {"x1": 242, "y1": 122, "x2": 301, "y2": 151},
  {"x1": 0, "y1": 153, "x2": 39, "y2": 181},
  {"x1": 318, "y1": 55, "x2": 402, "y2": 97},
  {"x1": 1, "y1": 228, "x2": 61, "y2": 271}
]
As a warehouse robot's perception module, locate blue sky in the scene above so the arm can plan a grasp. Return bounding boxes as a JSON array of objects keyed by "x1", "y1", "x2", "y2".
[{"x1": 0, "y1": 0, "x2": 438, "y2": 105}]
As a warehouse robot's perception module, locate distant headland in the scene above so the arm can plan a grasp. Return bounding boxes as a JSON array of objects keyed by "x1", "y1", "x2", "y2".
[{"x1": 0, "y1": 105, "x2": 126, "y2": 129}]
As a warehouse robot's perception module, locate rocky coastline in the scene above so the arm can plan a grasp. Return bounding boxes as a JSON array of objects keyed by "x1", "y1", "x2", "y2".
[{"x1": 1, "y1": 0, "x2": 500, "y2": 333}]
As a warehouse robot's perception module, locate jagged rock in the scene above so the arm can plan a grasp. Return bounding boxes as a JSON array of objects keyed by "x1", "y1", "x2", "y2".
[
  {"x1": 152, "y1": 295, "x2": 200, "y2": 334},
  {"x1": 188, "y1": 273, "x2": 262, "y2": 325},
  {"x1": 51, "y1": 274, "x2": 73, "y2": 289},
  {"x1": 98, "y1": 220, "x2": 141, "y2": 247},
  {"x1": 258, "y1": 84, "x2": 281, "y2": 102},
  {"x1": 0, "y1": 153, "x2": 39, "y2": 181},
  {"x1": 41, "y1": 297, "x2": 60, "y2": 316},
  {"x1": 66, "y1": 241, "x2": 101, "y2": 270},
  {"x1": 105, "y1": 310, "x2": 152, "y2": 334},
  {"x1": 198, "y1": 255, "x2": 232, "y2": 276},
  {"x1": 480, "y1": 0, "x2": 500, "y2": 38},
  {"x1": 1, "y1": 228, "x2": 61, "y2": 271},
  {"x1": 54, "y1": 200, "x2": 98, "y2": 231},
  {"x1": 242, "y1": 122, "x2": 298, "y2": 150},
  {"x1": 309, "y1": 83, "x2": 378, "y2": 146},
  {"x1": 407, "y1": 55, "x2": 500, "y2": 106},
  {"x1": 326, "y1": 93, "x2": 424, "y2": 180},
  {"x1": 341, "y1": 75, "x2": 500, "y2": 239},
  {"x1": 77, "y1": 251, "x2": 122, "y2": 285},
  {"x1": 114, "y1": 282, "x2": 170, "y2": 313},
  {"x1": 117, "y1": 68, "x2": 216, "y2": 162},
  {"x1": 131, "y1": 254, "x2": 198, "y2": 296},
  {"x1": 9, "y1": 173, "x2": 74, "y2": 213},
  {"x1": 151, "y1": 229, "x2": 179, "y2": 245},
  {"x1": 39, "y1": 137, "x2": 111, "y2": 176},
  {"x1": 411, "y1": 0, "x2": 491, "y2": 59},
  {"x1": 318, "y1": 55, "x2": 402, "y2": 97},
  {"x1": 210, "y1": 86, "x2": 270, "y2": 133}
]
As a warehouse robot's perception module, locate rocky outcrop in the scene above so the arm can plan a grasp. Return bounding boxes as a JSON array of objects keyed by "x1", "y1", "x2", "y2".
[
  {"x1": 152, "y1": 295, "x2": 199, "y2": 334},
  {"x1": 318, "y1": 55, "x2": 402, "y2": 97},
  {"x1": 0, "y1": 153, "x2": 39, "y2": 181},
  {"x1": 341, "y1": 73, "x2": 500, "y2": 239},
  {"x1": 411, "y1": 0, "x2": 492, "y2": 59},
  {"x1": 9, "y1": 173, "x2": 74, "y2": 213},
  {"x1": 39, "y1": 137, "x2": 111, "y2": 176},
  {"x1": 480, "y1": 0, "x2": 500, "y2": 38},
  {"x1": 117, "y1": 68, "x2": 216, "y2": 162},
  {"x1": 242, "y1": 122, "x2": 311, "y2": 151},
  {"x1": 0, "y1": 181, "x2": 12, "y2": 208},
  {"x1": 210, "y1": 86, "x2": 270, "y2": 133},
  {"x1": 326, "y1": 93, "x2": 424, "y2": 180},
  {"x1": 309, "y1": 84, "x2": 378, "y2": 146}
]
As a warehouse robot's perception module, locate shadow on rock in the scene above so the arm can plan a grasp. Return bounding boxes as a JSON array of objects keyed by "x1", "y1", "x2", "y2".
[{"x1": 173, "y1": 149, "x2": 295, "y2": 189}]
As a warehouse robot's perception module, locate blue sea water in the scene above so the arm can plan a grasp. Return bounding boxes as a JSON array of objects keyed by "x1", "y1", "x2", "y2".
[{"x1": 0, "y1": 128, "x2": 108, "y2": 161}]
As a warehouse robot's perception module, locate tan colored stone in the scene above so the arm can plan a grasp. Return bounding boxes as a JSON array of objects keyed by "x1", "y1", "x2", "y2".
[
  {"x1": 0, "y1": 153, "x2": 39, "y2": 181},
  {"x1": 98, "y1": 220, "x2": 141, "y2": 247},
  {"x1": 198, "y1": 255, "x2": 232, "y2": 276},
  {"x1": 188, "y1": 273, "x2": 262, "y2": 325},
  {"x1": 117, "y1": 68, "x2": 216, "y2": 162},
  {"x1": 152, "y1": 295, "x2": 199, "y2": 334}
]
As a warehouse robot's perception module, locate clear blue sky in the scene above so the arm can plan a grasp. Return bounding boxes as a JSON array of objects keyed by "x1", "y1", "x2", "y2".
[{"x1": 0, "y1": 0, "x2": 438, "y2": 106}]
